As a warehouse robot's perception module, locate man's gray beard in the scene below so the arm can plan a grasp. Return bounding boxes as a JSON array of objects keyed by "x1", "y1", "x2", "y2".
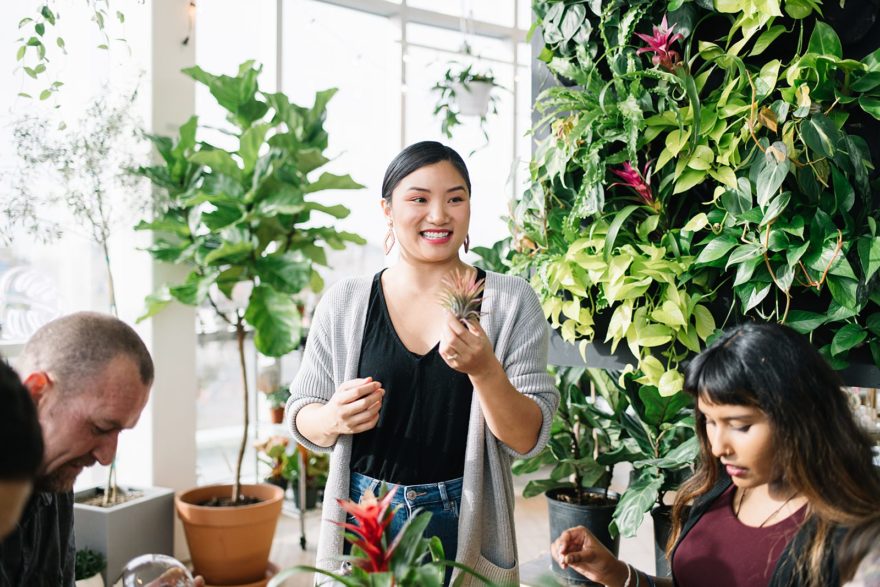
[{"x1": 34, "y1": 469, "x2": 77, "y2": 493}]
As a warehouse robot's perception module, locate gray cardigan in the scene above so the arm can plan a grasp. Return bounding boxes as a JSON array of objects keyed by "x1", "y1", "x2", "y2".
[{"x1": 285, "y1": 270, "x2": 558, "y2": 586}]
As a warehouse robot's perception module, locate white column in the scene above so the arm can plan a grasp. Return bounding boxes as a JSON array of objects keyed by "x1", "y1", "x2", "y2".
[{"x1": 148, "y1": 0, "x2": 198, "y2": 560}]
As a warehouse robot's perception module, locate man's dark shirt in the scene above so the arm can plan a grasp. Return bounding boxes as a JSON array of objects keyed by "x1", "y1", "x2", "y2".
[{"x1": 0, "y1": 491, "x2": 75, "y2": 586}]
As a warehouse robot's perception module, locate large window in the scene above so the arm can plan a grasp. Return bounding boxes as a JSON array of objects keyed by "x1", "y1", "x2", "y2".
[{"x1": 190, "y1": 0, "x2": 533, "y2": 485}]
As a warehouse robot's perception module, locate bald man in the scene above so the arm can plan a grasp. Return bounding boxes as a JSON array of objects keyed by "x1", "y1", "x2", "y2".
[{"x1": 0, "y1": 312, "x2": 153, "y2": 586}]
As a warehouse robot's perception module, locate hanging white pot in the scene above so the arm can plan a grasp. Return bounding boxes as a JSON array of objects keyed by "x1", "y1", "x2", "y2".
[{"x1": 451, "y1": 80, "x2": 494, "y2": 117}]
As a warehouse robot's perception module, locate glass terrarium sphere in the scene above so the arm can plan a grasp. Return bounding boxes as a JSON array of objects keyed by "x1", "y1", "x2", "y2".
[{"x1": 121, "y1": 554, "x2": 195, "y2": 587}]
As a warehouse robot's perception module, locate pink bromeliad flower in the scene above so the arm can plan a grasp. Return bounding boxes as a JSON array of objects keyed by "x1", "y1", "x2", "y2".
[
  {"x1": 635, "y1": 15, "x2": 684, "y2": 73},
  {"x1": 610, "y1": 161, "x2": 659, "y2": 210}
]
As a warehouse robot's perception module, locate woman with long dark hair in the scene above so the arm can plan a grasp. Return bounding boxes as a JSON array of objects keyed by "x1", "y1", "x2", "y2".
[
  {"x1": 552, "y1": 322, "x2": 880, "y2": 586},
  {"x1": 287, "y1": 141, "x2": 558, "y2": 586}
]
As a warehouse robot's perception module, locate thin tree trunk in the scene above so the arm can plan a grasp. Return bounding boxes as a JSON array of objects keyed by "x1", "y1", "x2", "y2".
[
  {"x1": 101, "y1": 238, "x2": 119, "y2": 507},
  {"x1": 232, "y1": 315, "x2": 249, "y2": 503}
]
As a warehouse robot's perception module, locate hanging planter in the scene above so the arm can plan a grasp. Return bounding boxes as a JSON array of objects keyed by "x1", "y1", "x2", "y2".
[
  {"x1": 450, "y1": 79, "x2": 495, "y2": 116},
  {"x1": 432, "y1": 62, "x2": 501, "y2": 142}
]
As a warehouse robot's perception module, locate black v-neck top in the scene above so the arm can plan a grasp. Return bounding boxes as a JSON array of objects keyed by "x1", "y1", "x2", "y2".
[{"x1": 350, "y1": 268, "x2": 485, "y2": 484}]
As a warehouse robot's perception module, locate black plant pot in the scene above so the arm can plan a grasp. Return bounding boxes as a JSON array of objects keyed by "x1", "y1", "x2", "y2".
[
  {"x1": 651, "y1": 506, "x2": 674, "y2": 578},
  {"x1": 293, "y1": 486, "x2": 318, "y2": 510},
  {"x1": 264, "y1": 476, "x2": 288, "y2": 493},
  {"x1": 547, "y1": 487, "x2": 620, "y2": 586}
]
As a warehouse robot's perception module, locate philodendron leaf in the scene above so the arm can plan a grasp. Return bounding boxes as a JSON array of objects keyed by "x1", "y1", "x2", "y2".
[
  {"x1": 611, "y1": 468, "x2": 663, "y2": 538},
  {"x1": 801, "y1": 114, "x2": 841, "y2": 158},
  {"x1": 807, "y1": 21, "x2": 843, "y2": 59},
  {"x1": 785, "y1": 310, "x2": 827, "y2": 334},
  {"x1": 694, "y1": 236, "x2": 737, "y2": 265},
  {"x1": 658, "y1": 369, "x2": 684, "y2": 397},
  {"x1": 756, "y1": 142, "x2": 789, "y2": 207},
  {"x1": 859, "y1": 96, "x2": 880, "y2": 121},
  {"x1": 244, "y1": 284, "x2": 302, "y2": 356},
  {"x1": 831, "y1": 323, "x2": 867, "y2": 356}
]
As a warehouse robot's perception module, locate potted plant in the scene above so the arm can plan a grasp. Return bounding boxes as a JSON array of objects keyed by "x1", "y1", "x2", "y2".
[
  {"x1": 255, "y1": 435, "x2": 296, "y2": 493},
  {"x1": 513, "y1": 367, "x2": 622, "y2": 585},
  {"x1": 134, "y1": 60, "x2": 366, "y2": 586},
  {"x1": 432, "y1": 52, "x2": 502, "y2": 142},
  {"x1": 263, "y1": 386, "x2": 290, "y2": 424},
  {"x1": 75, "y1": 548, "x2": 106, "y2": 587},
  {"x1": 268, "y1": 486, "x2": 495, "y2": 587}
]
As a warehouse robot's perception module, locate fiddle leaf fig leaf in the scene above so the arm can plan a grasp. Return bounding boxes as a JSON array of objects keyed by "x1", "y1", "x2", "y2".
[{"x1": 245, "y1": 284, "x2": 302, "y2": 356}]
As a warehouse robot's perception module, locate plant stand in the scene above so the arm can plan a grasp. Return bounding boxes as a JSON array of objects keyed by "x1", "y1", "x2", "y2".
[{"x1": 73, "y1": 486, "x2": 174, "y2": 586}]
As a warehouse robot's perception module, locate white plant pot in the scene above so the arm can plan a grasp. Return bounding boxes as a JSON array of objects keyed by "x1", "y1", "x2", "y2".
[
  {"x1": 451, "y1": 81, "x2": 494, "y2": 117},
  {"x1": 75, "y1": 573, "x2": 105, "y2": 587}
]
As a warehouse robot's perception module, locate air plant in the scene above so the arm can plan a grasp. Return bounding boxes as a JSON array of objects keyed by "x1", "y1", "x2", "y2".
[{"x1": 437, "y1": 269, "x2": 486, "y2": 323}]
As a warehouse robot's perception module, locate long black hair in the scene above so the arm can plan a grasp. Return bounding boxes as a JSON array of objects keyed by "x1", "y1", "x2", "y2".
[
  {"x1": 0, "y1": 359, "x2": 44, "y2": 480},
  {"x1": 669, "y1": 322, "x2": 880, "y2": 586},
  {"x1": 381, "y1": 141, "x2": 471, "y2": 203}
]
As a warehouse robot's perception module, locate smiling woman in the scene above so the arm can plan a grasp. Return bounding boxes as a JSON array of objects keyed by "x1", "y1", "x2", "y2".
[{"x1": 286, "y1": 141, "x2": 559, "y2": 587}]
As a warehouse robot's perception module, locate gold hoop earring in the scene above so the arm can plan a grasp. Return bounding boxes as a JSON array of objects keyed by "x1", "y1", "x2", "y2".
[
  {"x1": 464, "y1": 234, "x2": 470, "y2": 254},
  {"x1": 384, "y1": 225, "x2": 395, "y2": 255}
]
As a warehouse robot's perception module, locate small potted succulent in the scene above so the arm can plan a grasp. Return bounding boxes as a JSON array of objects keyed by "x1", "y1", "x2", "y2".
[{"x1": 75, "y1": 548, "x2": 107, "y2": 587}]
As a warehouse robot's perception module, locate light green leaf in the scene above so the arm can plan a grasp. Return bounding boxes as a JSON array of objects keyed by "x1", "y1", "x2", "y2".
[
  {"x1": 708, "y1": 166, "x2": 737, "y2": 189},
  {"x1": 695, "y1": 237, "x2": 737, "y2": 265},
  {"x1": 665, "y1": 129, "x2": 691, "y2": 157},
  {"x1": 651, "y1": 301, "x2": 686, "y2": 328},
  {"x1": 693, "y1": 304, "x2": 716, "y2": 340},
  {"x1": 683, "y1": 213, "x2": 709, "y2": 232},
  {"x1": 190, "y1": 149, "x2": 242, "y2": 179},
  {"x1": 658, "y1": 370, "x2": 684, "y2": 397},
  {"x1": 673, "y1": 169, "x2": 708, "y2": 194}
]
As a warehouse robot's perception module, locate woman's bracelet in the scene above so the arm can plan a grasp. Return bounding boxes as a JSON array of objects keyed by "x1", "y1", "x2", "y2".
[
  {"x1": 622, "y1": 563, "x2": 633, "y2": 587},
  {"x1": 621, "y1": 563, "x2": 650, "y2": 587}
]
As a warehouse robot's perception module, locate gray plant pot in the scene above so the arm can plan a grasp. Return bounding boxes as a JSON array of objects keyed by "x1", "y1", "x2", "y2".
[
  {"x1": 546, "y1": 487, "x2": 620, "y2": 586},
  {"x1": 73, "y1": 486, "x2": 174, "y2": 586}
]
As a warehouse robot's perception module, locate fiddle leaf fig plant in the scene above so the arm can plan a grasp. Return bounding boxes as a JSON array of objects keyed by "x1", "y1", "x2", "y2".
[{"x1": 135, "y1": 60, "x2": 365, "y2": 503}]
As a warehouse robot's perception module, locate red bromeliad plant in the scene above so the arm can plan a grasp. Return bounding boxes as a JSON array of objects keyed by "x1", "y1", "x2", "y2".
[
  {"x1": 337, "y1": 487, "x2": 399, "y2": 573},
  {"x1": 610, "y1": 161, "x2": 659, "y2": 212},
  {"x1": 269, "y1": 486, "x2": 495, "y2": 587}
]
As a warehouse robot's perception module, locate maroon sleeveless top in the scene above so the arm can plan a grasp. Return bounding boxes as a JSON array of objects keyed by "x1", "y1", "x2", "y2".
[{"x1": 673, "y1": 485, "x2": 806, "y2": 587}]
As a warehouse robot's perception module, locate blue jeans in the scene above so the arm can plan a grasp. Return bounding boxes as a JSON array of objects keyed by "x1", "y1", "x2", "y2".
[{"x1": 346, "y1": 471, "x2": 461, "y2": 579}]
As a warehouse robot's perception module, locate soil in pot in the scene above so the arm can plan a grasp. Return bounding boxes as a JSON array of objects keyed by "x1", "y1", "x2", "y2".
[
  {"x1": 199, "y1": 494, "x2": 262, "y2": 507},
  {"x1": 547, "y1": 487, "x2": 620, "y2": 586}
]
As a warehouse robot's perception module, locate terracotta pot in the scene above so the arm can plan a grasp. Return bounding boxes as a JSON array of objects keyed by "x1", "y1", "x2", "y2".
[
  {"x1": 176, "y1": 484, "x2": 283, "y2": 586},
  {"x1": 269, "y1": 406, "x2": 284, "y2": 424}
]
